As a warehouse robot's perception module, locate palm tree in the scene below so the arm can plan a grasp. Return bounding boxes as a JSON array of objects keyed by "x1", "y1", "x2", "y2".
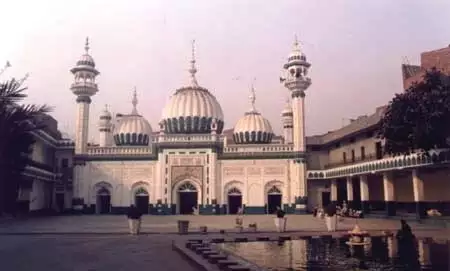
[{"x1": 0, "y1": 78, "x2": 51, "y2": 215}]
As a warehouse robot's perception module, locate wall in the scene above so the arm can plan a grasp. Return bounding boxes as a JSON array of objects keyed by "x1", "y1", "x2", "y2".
[
  {"x1": 422, "y1": 168, "x2": 450, "y2": 201},
  {"x1": 29, "y1": 179, "x2": 51, "y2": 211},
  {"x1": 220, "y1": 159, "x2": 289, "y2": 207},
  {"x1": 83, "y1": 160, "x2": 156, "y2": 207},
  {"x1": 328, "y1": 135, "x2": 380, "y2": 167}
]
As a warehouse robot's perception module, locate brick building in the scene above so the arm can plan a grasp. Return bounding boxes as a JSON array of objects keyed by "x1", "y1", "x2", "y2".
[{"x1": 402, "y1": 44, "x2": 450, "y2": 90}]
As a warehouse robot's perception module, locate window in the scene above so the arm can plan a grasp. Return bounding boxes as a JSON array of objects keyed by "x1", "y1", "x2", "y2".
[
  {"x1": 343, "y1": 152, "x2": 347, "y2": 163},
  {"x1": 361, "y1": 146, "x2": 366, "y2": 160},
  {"x1": 375, "y1": 142, "x2": 383, "y2": 159},
  {"x1": 61, "y1": 158, "x2": 69, "y2": 168},
  {"x1": 351, "y1": 150, "x2": 355, "y2": 162}
]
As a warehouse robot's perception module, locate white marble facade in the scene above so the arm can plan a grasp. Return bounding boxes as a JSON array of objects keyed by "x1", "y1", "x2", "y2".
[
  {"x1": 69, "y1": 38, "x2": 310, "y2": 214},
  {"x1": 74, "y1": 150, "x2": 305, "y2": 214}
]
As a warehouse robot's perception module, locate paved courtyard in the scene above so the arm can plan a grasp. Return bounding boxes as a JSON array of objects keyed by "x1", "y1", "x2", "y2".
[{"x1": 0, "y1": 215, "x2": 448, "y2": 270}]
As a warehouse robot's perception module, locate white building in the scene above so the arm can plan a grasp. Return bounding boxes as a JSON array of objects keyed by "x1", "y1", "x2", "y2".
[{"x1": 69, "y1": 38, "x2": 309, "y2": 215}]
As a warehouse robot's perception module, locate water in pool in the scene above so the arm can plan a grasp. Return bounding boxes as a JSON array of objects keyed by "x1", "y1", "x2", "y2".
[{"x1": 219, "y1": 236, "x2": 449, "y2": 270}]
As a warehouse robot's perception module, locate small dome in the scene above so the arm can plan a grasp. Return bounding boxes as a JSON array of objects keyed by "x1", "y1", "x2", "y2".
[
  {"x1": 77, "y1": 53, "x2": 96, "y2": 67},
  {"x1": 281, "y1": 98, "x2": 293, "y2": 118},
  {"x1": 233, "y1": 112, "x2": 274, "y2": 144},
  {"x1": 161, "y1": 42, "x2": 224, "y2": 134},
  {"x1": 233, "y1": 85, "x2": 274, "y2": 144},
  {"x1": 113, "y1": 89, "x2": 152, "y2": 146},
  {"x1": 113, "y1": 115, "x2": 152, "y2": 146},
  {"x1": 284, "y1": 37, "x2": 310, "y2": 70}
]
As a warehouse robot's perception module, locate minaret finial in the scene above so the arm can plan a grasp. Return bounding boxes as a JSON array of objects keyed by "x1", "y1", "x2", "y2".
[
  {"x1": 104, "y1": 104, "x2": 109, "y2": 111},
  {"x1": 84, "y1": 37, "x2": 90, "y2": 53},
  {"x1": 249, "y1": 79, "x2": 257, "y2": 112},
  {"x1": 189, "y1": 39, "x2": 199, "y2": 87},
  {"x1": 294, "y1": 34, "x2": 299, "y2": 47},
  {"x1": 131, "y1": 87, "x2": 138, "y2": 114}
]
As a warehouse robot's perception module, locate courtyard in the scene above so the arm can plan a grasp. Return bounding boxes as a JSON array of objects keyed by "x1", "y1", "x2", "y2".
[{"x1": 0, "y1": 214, "x2": 449, "y2": 270}]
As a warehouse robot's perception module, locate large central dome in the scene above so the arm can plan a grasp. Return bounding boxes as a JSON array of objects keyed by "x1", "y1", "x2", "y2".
[{"x1": 161, "y1": 43, "x2": 224, "y2": 134}]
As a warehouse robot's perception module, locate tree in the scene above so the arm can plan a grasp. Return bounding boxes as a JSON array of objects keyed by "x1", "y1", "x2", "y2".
[
  {"x1": 0, "y1": 78, "x2": 51, "y2": 215},
  {"x1": 379, "y1": 68, "x2": 450, "y2": 156}
]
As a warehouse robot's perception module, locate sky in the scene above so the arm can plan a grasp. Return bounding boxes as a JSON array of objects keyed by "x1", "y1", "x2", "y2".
[{"x1": 1, "y1": 0, "x2": 450, "y2": 141}]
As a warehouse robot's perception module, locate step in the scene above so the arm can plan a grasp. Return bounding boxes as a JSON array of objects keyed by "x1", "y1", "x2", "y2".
[
  {"x1": 227, "y1": 265, "x2": 251, "y2": 271},
  {"x1": 202, "y1": 251, "x2": 219, "y2": 259},
  {"x1": 218, "y1": 260, "x2": 238, "y2": 270},
  {"x1": 208, "y1": 254, "x2": 228, "y2": 264}
]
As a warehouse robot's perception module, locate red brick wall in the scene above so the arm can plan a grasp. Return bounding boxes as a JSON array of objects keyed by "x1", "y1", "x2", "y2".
[{"x1": 403, "y1": 45, "x2": 450, "y2": 90}]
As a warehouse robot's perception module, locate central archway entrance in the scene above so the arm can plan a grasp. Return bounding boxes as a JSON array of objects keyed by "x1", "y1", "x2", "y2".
[
  {"x1": 178, "y1": 182, "x2": 198, "y2": 215},
  {"x1": 267, "y1": 186, "x2": 282, "y2": 214},
  {"x1": 96, "y1": 187, "x2": 111, "y2": 214},
  {"x1": 134, "y1": 187, "x2": 149, "y2": 214},
  {"x1": 227, "y1": 187, "x2": 242, "y2": 214}
]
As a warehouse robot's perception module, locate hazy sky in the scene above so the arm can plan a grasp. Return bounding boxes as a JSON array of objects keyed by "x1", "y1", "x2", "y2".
[{"x1": 1, "y1": 0, "x2": 450, "y2": 141}]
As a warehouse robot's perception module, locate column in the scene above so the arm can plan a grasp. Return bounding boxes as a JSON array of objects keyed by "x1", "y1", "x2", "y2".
[
  {"x1": 360, "y1": 175, "x2": 370, "y2": 214},
  {"x1": 291, "y1": 94, "x2": 306, "y2": 152},
  {"x1": 346, "y1": 177, "x2": 353, "y2": 208},
  {"x1": 412, "y1": 169, "x2": 426, "y2": 219},
  {"x1": 331, "y1": 179, "x2": 338, "y2": 204},
  {"x1": 383, "y1": 172, "x2": 396, "y2": 216}
]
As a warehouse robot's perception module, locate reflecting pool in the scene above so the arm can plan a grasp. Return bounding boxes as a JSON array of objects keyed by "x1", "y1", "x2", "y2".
[{"x1": 219, "y1": 236, "x2": 449, "y2": 270}]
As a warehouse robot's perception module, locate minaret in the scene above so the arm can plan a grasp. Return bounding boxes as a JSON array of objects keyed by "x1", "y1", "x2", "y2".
[
  {"x1": 98, "y1": 104, "x2": 112, "y2": 147},
  {"x1": 282, "y1": 36, "x2": 311, "y2": 151},
  {"x1": 281, "y1": 36, "x2": 311, "y2": 209},
  {"x1": 70, "y1": 37, "x2": 100, "y2": 154},
  {"x1": 281, "y1": 95, "x2": 293, "y2": 144}
]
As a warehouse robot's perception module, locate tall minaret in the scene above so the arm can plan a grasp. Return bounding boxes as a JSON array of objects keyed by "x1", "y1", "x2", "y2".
[
  {"x1": 70, "y1": 37, "x2": 100, "y2": 154},
  {"x1": 281, "y1": 36, "x2": 311, "y2": 208},
  {"x1": 281, "y1": 95, "x2": 293, "y2": 144},
  {"x1": 98, "y1": 104, "x2": 113, "y2": 147},
  {"x1": 282, "y1": 37, "x2": 311, "y2": 151}
]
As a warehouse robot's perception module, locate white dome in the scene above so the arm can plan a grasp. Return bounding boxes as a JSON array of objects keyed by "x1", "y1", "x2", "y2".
[
  {"x1": 113, "y1": 115, "x2": 152, "y2": 146},
  {"x1": 281, "y1": 101, "x2": 293, "y2": 118},
  {"x1": 233, "y1": 112, "x2": 274, "y2": 144},
  {"x1": 113, "y1": 90, "x2": 152, "y2": 146},
  {"x1": 161, "y1": 46, "x2": 224, "y2": 134}
]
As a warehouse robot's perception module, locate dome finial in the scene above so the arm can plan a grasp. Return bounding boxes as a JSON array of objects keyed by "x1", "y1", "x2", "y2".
[
  {"x1": 189, "y1": 39, "x2": 199, "y2": 87},
  {"x1": 131, "y1": 87, "x2": 138, "y2": 114},
  {"x1": 249, "y1": 79, "x2": 257, "y2": 112},
  {"x1": 84, "y1": 37, "x2": 90, "y2": 54}
]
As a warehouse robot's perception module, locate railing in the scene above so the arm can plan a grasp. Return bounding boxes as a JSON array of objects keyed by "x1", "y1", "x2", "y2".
[
  {"x1": 87, "y1": 146, "x2": 153, "y2": 156},
  {"x1": 70, "y1": 82, "x2": 98, "y2": 89},
  {"x1": 324, "y1": 154, "x2": 379, "y2": 169},
  {"x1": 223, "y1": 144, "x2": 294, "y2": 153},
  {"x1": 158, "y1": 134, "x2": 221, "y2": 143}
]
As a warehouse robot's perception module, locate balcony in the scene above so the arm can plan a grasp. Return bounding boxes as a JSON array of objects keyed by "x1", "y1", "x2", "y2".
[
  {"x1": 223, "y1": 144, "x2": 294, "y2": 153},
  {"x1": 87, "y1": 146, "x2": 153, "y2": 156}
]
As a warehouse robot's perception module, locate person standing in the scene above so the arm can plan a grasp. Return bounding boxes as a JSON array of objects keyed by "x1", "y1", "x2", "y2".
[
  {"x1": 325, "y1": 202, "x2": 337, "y2": 232},
  {"x1": 127, "y1": 204, "x2": 143, "y2": 235},
  {"x1": 274, "y1": 206, "x2": 286, "y2": 232}
]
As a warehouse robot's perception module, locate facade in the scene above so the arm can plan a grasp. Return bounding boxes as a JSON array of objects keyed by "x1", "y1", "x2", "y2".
[
  {"x1": 17, "y1": 114, "x2": 74, "y2": 214},
  {"x1": 25, "y1": 40, "x2": 450, "y2": 218}
]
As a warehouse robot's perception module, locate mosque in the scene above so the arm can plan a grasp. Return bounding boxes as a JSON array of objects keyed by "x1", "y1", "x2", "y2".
[{"x1": 24, "y1": 40, "x2": 450, "y2": 219}]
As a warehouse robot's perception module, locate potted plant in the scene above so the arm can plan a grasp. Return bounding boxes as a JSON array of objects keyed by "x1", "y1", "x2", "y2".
[{"x1": 248, "y1": 223, "x2": 257, "y2": 232}]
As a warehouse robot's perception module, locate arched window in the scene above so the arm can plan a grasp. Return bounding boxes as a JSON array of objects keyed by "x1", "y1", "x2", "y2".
[
  {"x1": 178, "y1": 182, "x2": 197, "y2": 192},
  {"x1": 268, "y1": 186, "x2": 281, "y2": 195},
  {"x1": 228, "y1": 187, "x2": 242, "y2": 196},
  {"x1": 135, "y1": 187, "x2": 148, "y2": 196},
  {"x1": 97, "y1": 187, "x2": 110, "y2": 196}
]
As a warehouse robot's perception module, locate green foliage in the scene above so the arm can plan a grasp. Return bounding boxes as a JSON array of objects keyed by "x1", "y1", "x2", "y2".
[
  {"x1": 0, "y1": 78, "x2": 51, "y2": 214},
  {"x1": 379, "y1": 68, "x2": 450, "y2": 156}
]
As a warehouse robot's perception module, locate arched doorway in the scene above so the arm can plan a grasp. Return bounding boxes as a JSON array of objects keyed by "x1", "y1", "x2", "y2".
[
  {"x1": 267, "y1": 186, "x2": 282, "y2": 214},
  {"x1": 227, "y1": 187, "x2": 242, "y2": 214},
  {"x1": 178, "y1": 182, "x2": 197, "y2": 215},
  {"x1": 134, "y1": 187, "x2": 149, "y2": 214},
  {"x1": 96, "y1": 187, "x2": 111, "y2": 214}
]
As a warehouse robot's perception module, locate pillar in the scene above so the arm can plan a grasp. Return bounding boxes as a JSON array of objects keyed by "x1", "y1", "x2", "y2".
[
  {"x1": 383, "y1": 172, "x2": 396, "y2": 216},
  {"x1": 412, "y1": 169, "x2": 426, "y2": 219},
  {"x1": 346, "y1": 176, "x2": 354, "y2": 208},
  {"x1": 360, "y1": 175, "x2": 370, "y2": 214},
  {"x1": 331, "y1": 179, "x2": 338, "y2": 204}
]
